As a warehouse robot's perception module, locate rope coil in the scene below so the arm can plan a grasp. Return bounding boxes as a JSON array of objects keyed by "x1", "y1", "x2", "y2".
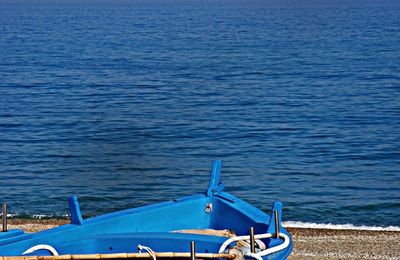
[{"x1": 218, "y1": 232, "x2": 290, "y2": 260}]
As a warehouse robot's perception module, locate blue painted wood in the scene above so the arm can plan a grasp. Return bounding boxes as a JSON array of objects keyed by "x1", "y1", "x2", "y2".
[
  {"x1": 206, "y1": 160, "x2": 224, "y2": 196},
  {"x1": 266, "y1": 202, "x2": 285, "y2": 249},
  {"x1": 0, "y1": 230, "x2": 24, "y2": 240},
  {"x1": 0, "y1": 161, "x2": 292, "y2": 259},
  {"x1": 0, "y1": 233, "x2": 32, "y2": 247},
  {"x1": 57, "y1": 232, "x2": 228, "y2": 254},
  {"x1": 267, "y1": 202, "x2": 283, "y2": 235},
  {"x1": 68, "y1": 196, "x2": 83, "y2": 225}
]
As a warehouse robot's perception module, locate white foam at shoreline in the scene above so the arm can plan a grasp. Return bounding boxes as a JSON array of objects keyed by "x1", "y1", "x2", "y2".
[
  {"x1": 283, "y1": 221, "x2": 400, "y2": 231},
  {"x1": 6, "y1": 213, "x2": 70, "y2": 219}
]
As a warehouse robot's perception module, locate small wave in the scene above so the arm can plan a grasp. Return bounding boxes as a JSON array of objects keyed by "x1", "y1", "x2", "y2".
[
  {"x1": 6, "y1": 213, "x2": 70, "y2": 219},
  {"x1": 37, "y1": 214, "x2": 70, "y2": 219},
  {"x1": 283, "y1": 221, "x2": 400, "y2": 231}
]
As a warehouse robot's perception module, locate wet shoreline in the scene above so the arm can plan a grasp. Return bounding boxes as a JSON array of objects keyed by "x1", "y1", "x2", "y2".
[{"x1": 4, "y1": 219, "x2": 400, "y2": 259}]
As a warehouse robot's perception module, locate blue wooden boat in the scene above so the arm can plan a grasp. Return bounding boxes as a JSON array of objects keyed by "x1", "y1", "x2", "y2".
[{"x1": 0, "y1": 161, "x2": 292, "y2": 259}]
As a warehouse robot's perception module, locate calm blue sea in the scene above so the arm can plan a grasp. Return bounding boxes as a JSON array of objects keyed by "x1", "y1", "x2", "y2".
[{"x1": 0, "y1": 0, "x2": 399, "y2": 227}]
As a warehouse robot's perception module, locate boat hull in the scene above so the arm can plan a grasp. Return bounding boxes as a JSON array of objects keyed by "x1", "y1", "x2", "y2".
[{"x1": 0, "y1": 161, "x2": 292, "y2": 259}]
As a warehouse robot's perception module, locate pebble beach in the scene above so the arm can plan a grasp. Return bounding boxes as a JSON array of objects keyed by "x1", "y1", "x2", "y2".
[{"x1": 5, "y1": 219, "x2": 400, "y2": 259}]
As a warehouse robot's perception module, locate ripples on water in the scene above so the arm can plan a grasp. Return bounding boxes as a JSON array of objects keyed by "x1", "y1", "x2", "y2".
[{"x1": 0, "y1": 0, "x2": 399, "y2": 226}]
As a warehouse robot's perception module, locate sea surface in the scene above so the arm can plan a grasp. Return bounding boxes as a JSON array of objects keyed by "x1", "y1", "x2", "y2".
[{"x1": 0, "y1": 0, "x2": 399, "y2": 227}]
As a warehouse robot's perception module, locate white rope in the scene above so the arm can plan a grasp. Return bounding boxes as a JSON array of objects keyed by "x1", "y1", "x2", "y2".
[
  {"x1": 137, "y1": 244, "x2": 157, "y2": 260},
  {"x1": 22, "y1": 244, "x2": 59, "y2": 256},
  {"x1": 218, "y1": 232, "x2": 290, "y2": 259},
  {"x1": 245, "y1": 233, "x2": 290, "y2": 260}
]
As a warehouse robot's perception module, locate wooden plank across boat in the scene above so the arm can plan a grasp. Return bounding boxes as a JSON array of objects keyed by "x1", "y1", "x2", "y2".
[{"x1": 0, "y1": 161, "x2": 293, "y2": 259}]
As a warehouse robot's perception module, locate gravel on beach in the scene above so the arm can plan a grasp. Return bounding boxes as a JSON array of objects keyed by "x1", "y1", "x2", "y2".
[
  {"x1": 5, "y1": 219, "x2": 400, "y2": 259},
  {"x1": 286, "y1": 227, "x2": 400, "y2": 260}
]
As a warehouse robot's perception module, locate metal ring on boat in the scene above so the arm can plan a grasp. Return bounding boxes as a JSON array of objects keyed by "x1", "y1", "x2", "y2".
[
  {"x1": 22, "y1": 244, "x2": 59, "y2": 256},
  {"x1": 218, "y1": 232, "x2": 290, "y2": 259}
]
